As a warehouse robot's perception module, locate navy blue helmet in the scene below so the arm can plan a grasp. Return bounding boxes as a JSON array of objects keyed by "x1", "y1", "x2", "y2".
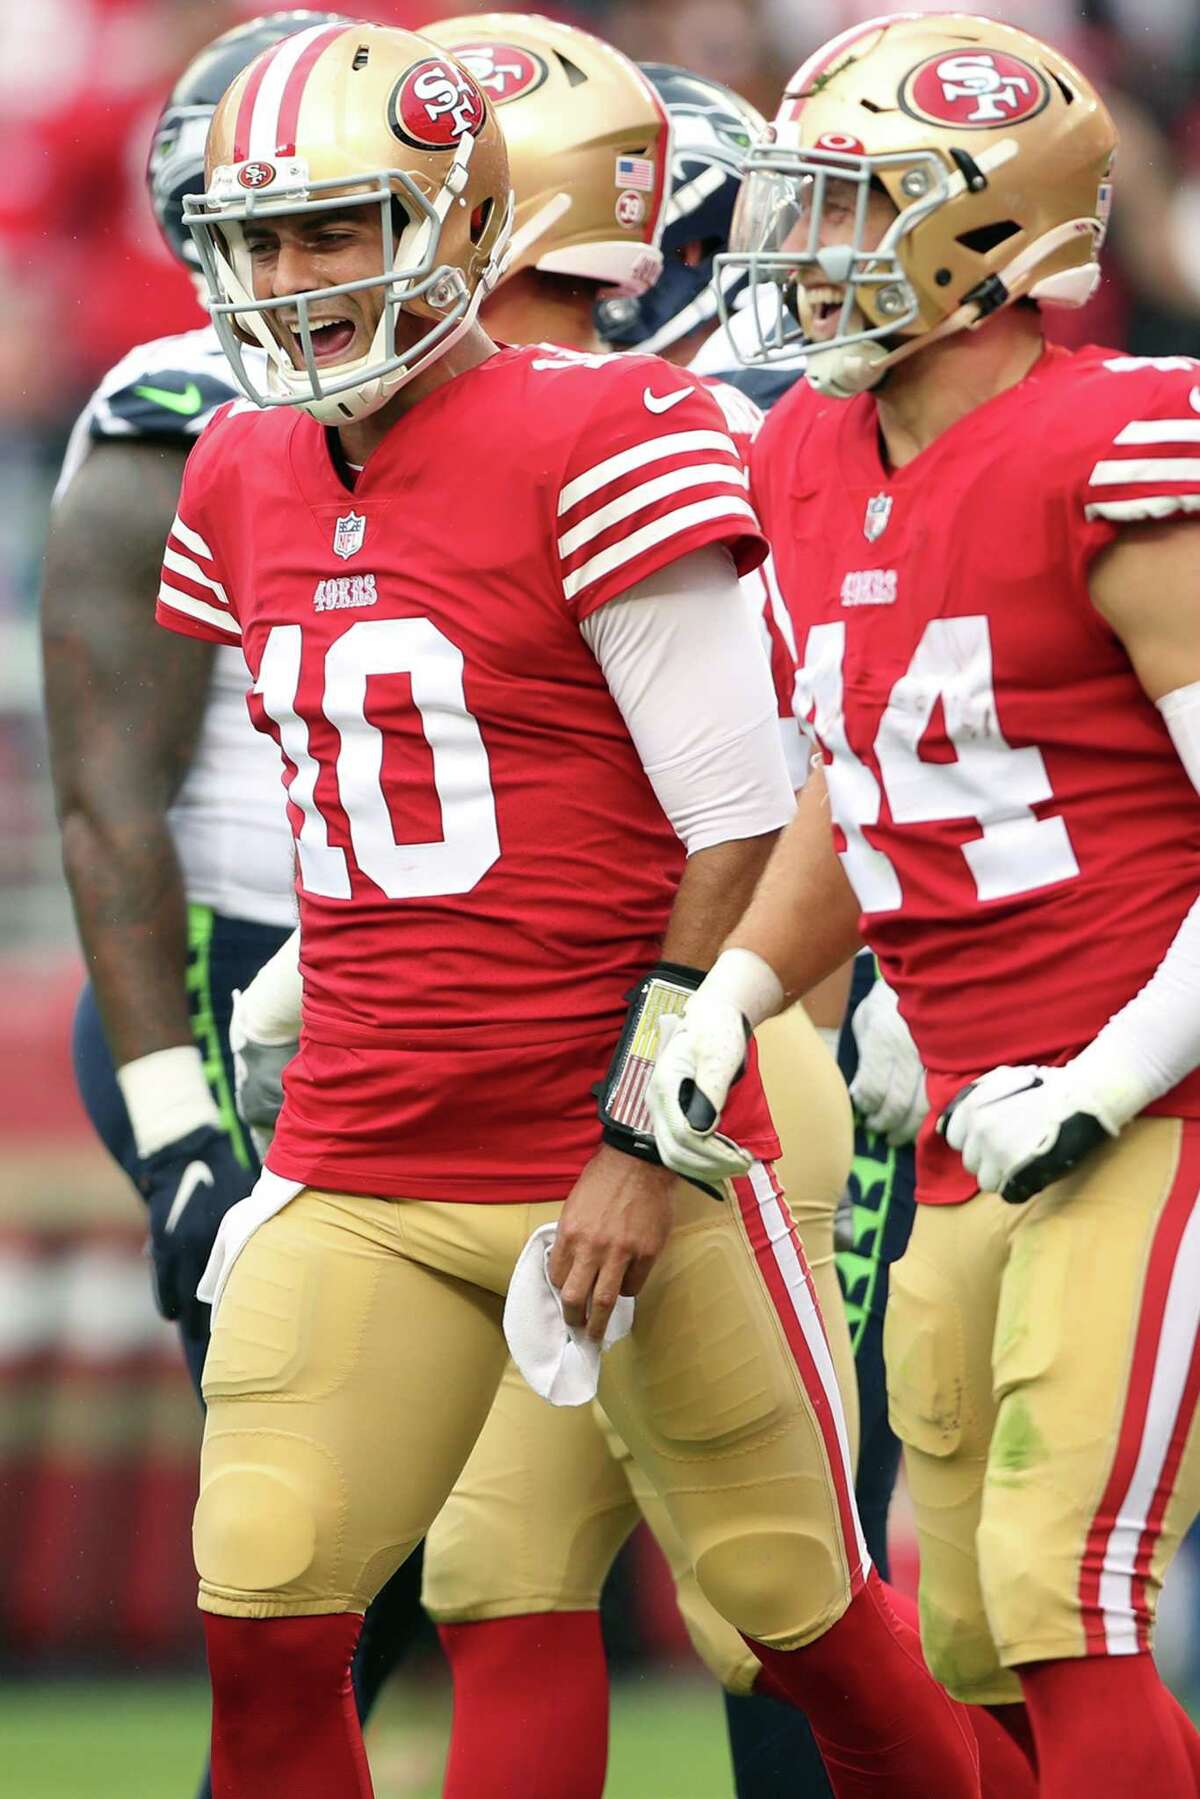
[
  {"x1": 595, "y1": 63, "x2": 765, "y2": 355},
  {"x1": 146, "y1": 10, "x2": 349, "y2": 272}
]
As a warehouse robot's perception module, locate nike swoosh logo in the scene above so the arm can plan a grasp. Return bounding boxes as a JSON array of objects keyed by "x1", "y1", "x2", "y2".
[
  {"x1": 643, "y1": 387, "x2": 690, "y2": 414},
  {"x1": 166, "y1": 1161, "x2": 213, "y2": 1234},
  {"x1": 133, "y1": 380, "x2": 204, "y2": 417}
]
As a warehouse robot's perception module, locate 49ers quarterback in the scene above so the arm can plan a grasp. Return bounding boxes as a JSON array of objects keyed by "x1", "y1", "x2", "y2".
[
  {"x1": 156, "y1": 21, "x2": 980, "y2": 1799},
  {"x1": 650, "y1": 13, "x2": 1200, "y2": 1797}
]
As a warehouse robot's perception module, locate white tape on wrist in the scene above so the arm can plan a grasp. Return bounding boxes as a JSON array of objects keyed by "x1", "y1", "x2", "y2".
[
  {"x1": 116, "y1": 1044, "x2": 220, "y2": 1159},
  {"x1": 705, "y1": 947, "x2": 785, "y2": 1029}
]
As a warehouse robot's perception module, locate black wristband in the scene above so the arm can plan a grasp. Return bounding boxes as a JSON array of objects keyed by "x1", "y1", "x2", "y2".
[{"x1": 596, "y1": 962, "x2": 722, "y2": 1201}]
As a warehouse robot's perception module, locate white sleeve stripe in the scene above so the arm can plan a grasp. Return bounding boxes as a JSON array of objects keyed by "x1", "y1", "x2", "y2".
[
  {"x1": 558, "y1": 430, "x2": 740, "y2": 514},
  {"x1": 1084, "y1": 495, "x2": 1200, "y2": 523},
  {"x1": 558, "y1": 463, "x2": 749, "y2": 558},
  {"x1": 158, "y1": 582, "x2": 241, "y2": 636},
  {"x1": 1113, "y1": 420, "x2": 1200, "y2": 446},
  {"x1": 1089, "y1": 456, "x2": 1200, "y2": 486},
  {"x1": 562, "y1": 496, "x2": 757, "y2": 601},
  {"x1": 170, "y1": 513, "x2": 215, "y2": 560},
  {"x1": 162, "y1": 545, "x2": 230, "y2": 606}
]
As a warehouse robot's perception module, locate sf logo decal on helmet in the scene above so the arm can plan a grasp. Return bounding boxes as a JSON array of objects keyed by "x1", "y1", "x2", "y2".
[
  {"x1": 388, "y1": 57, "x2": 487, "y2": 149},
  {"x1": 901, "y1": 50, "x2": 1050, "y2": 128},
  {"x1": 237, "y1": 160, "x2": 277, "y2": 190},
  {"x1": 451, "y1": 42, "x2": 548, "y2": 106}
]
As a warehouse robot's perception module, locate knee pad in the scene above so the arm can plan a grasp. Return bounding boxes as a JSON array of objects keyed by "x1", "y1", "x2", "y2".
[
  {"x1": 194, "y1": 1430, "x2": 339, "y2": 1608},
  {"x1": 693, "y1": 1526, "x2": 846, "y2": 1648},
  {"x1": 976, "y1": 1498, "x2": 1081, "y2": 1676}
]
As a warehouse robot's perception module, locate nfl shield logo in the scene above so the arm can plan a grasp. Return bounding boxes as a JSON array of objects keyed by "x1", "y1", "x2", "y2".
[
  {"x1": 863, "y1": 494, "x2": 893, "y2": 542},
  {"x1": 333, "y1": 511, "x2": 366, "y2": 559}
]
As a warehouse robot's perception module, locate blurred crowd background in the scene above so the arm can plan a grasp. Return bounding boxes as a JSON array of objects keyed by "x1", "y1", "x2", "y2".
[{"x1": 4, "y1": 0, "x2": 1200, "y2": 1736}]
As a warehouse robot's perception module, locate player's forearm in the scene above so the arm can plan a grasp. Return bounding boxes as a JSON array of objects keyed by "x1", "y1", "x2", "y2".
[
  {"x1": 59, "y1": 804, "x2": 194, "y2": 1066},
  {"x1": 660, "y1": 830, "x2": 781, "y2": 968},
  {"x1": 725, "y1": 771, "x2": 863, "y2": 1007}
]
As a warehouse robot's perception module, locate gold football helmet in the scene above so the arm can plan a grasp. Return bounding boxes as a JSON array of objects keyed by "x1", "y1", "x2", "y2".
[
  {"x1": 186, "y1": 21, "x2": 511, "y2": 422},
  {"x1": 720, "y1": 13, "x2": 1116, "y2": 398},
  {"x1": 423, "y1": 13, "x2": 671, "y2": 294}
]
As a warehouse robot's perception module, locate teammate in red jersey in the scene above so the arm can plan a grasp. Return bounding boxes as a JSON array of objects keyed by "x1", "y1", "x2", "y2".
[
  {"x1": 155, "y1": 21, "x2": 981, "y2": 1799},
  {"x1": 650, "y1": 13, "x2": 1200, "y2": 1798}
]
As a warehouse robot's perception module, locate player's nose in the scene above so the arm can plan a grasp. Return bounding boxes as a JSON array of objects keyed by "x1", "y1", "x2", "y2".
[{"x1": 269, "y1": 238, "x2": 319, "y2": 298}]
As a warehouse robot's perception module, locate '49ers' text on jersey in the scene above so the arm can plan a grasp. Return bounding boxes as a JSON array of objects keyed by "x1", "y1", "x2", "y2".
[
  {"x1": 752, "y1": 345, "x2": 1200, "y2": 1203},
  {"x1": 158, "y1": 344, "x2": 775, "y2": 1201}
]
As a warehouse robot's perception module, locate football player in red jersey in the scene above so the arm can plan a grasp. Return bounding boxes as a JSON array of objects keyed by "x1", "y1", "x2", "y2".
[
  {"x1": 227, "y1": 23, "x2": 852, "y2": 1798},
  {"x1": 158, "y1": 20, "x2": 983, "y2": 1799},
  {"x1": 650, "y1": 13, "x2": 1200, "y2": 1797}
]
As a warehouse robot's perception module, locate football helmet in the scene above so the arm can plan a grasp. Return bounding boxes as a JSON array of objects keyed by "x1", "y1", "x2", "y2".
[
  {"x1": 423, "y1": 13, "x2": 670, "y2": 294},
  {"x1": 595, "y1": 64, "x2": 764, "y2": 354},
  {"x1": 719, "y1": 13, "x2": 1116, "y2": 398},
  {"x1": 186, "y1": 22, "x2": 512, "y2": 423},
  {"x1": 146, "y1": 10, "x2": 351, "y2": 279}
]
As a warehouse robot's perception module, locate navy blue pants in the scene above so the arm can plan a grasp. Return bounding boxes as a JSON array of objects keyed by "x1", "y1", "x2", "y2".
[{"x1": 724, "y1": 955, "x2": 918, "y2": 1797}]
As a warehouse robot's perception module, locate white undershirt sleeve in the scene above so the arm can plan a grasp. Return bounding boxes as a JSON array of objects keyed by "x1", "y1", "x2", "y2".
[
  {"x1": 580, "y1": 544, "x2": 797, "y2": 854},
  {"x1": 1071, "y1": 677, "x2": 1200, "y2": 1117}
]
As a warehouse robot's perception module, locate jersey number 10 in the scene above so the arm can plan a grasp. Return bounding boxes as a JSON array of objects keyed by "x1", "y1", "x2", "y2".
[
  {"x1": 798, "y1": 615, "x2": 1081, "y2": 911},
  {"x1": 254, "y1": 619, "x2": 501, "y2": 900}
]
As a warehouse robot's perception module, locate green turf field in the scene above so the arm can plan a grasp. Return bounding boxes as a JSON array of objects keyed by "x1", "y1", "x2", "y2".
[{"x1": 0, "y1": 1671, "x2": 734, "y2": 1798}]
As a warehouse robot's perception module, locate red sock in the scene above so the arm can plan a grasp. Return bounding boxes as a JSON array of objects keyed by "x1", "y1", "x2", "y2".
[
  {"x1": 983, "y1": 1701, "x2": 1037, "y2": 1771},
  {"x1": 438, "y1": 1612, "x2": 608, "y2": 1799},
  {"x1": 1019, "y1": 1653, "x2": 1197, "y2": 1797},
  {"x1": 745, "y1": 1571, "x2": 980, "y2": 1797},
  {"x1": 968, "y1": 1704, "x2": 1037, "y2": 1798},
  {"x1": 205, "y1": 1612, "x2": 371, "y2": 1799},
  {"x1": 1168, "y1": 1689, "x2": 1200, "y2": 1786}
]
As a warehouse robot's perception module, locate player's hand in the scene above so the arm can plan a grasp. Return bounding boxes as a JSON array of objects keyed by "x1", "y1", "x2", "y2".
[
  {"x1": 138, "y1": 1126, "x2": 253, "y2": 1335},
  {"x1": 230, "y1": 987, "x2": 295, "y2": 1160},
  {"x1": 848, "y1": 978, "x2": 929, "y2": 1146},
  {"x1": 647, "y1": 994, "x2": 753, "y2": 1186},
  {"x1": 549, "y1": 1146, "x2": 676, "y2": 1343},
  {"x1": 938, "y1": 1064, "x2": 1113, "y2": 1205}
]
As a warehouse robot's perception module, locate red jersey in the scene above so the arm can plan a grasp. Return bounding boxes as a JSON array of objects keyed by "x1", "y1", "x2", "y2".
[
  {"x1": 752, "y1": 344, "x2": 1200, "y2": 1204},
  {"x1": 158, "y1": 343, "x2": 777, "y2": 1200}
]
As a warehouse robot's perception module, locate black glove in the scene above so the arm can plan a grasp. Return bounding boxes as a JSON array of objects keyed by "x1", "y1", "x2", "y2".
[{"x1": 137, "y1": 1125, "x2": 253, "y2": 1336}]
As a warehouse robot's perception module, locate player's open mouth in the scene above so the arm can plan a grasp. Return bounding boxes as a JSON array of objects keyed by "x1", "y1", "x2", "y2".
[
  {"x1": 285, "y1": 315, "x2": 357, "y2": 365},
  {"x1": 798, "y1": 285, "x2": 846, "y2": 339}
]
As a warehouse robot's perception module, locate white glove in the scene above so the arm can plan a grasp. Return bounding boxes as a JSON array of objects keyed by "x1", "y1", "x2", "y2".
[
  {"x1": 848, "y1": 978, "x2": 929, "y2": 1146},
  {"x1": 647, "y1": 948, "x2": 784, "y2": 1185},
  {"x1": 229, "y1": 930, "x2": 302, "y2": 1161},
  {"x1": 230, "y1": 996, "x2": 296, "y2": 1162},
  {"x1": 938, "y1": 1062, "x2": 1122, "y2": 1204}
]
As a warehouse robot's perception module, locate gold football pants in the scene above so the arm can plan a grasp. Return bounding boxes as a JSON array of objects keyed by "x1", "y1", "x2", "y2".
[
  {"x1": 195, "y1": 1121, "x2": 864, "y2": 1657},
  {"x1": 420, "y1": 1004, "x2": 857, "y2": 1692},
  {"x1": 885, "y1": 1116, "x2": 1200, "y2": 1703}
]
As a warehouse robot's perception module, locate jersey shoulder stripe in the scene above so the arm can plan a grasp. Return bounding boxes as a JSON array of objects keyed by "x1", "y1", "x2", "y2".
[{"x1": 1079, "y1": 356, "x2": 1200, "y2": 524}]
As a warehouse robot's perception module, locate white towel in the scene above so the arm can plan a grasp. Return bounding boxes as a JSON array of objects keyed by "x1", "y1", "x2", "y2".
[
  {"x1": 196, "y1": 1168, "x2": 304, "y2": 1317},
  {"x1": 504, "y1": 1223, "x2": 635, "y2": 1406}
]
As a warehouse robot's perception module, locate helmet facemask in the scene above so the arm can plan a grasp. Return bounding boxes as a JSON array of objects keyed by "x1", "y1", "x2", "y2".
[
  {"x1": 719, "y1": 142, "x2": 981, "y2": 398},
  {"x1": 185, "y1": 139, "x2": 511, "y2": 425}
]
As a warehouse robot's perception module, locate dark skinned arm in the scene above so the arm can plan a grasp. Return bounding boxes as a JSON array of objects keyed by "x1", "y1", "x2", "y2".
[{"x1": 41, "y1": 439, "x2": 212, "y2": 1066}]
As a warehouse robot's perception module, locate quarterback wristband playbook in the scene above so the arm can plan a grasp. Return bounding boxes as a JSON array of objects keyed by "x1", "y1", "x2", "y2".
[{"x1": 598, "y1": 962, "x2": 742, "y2": 1201}]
